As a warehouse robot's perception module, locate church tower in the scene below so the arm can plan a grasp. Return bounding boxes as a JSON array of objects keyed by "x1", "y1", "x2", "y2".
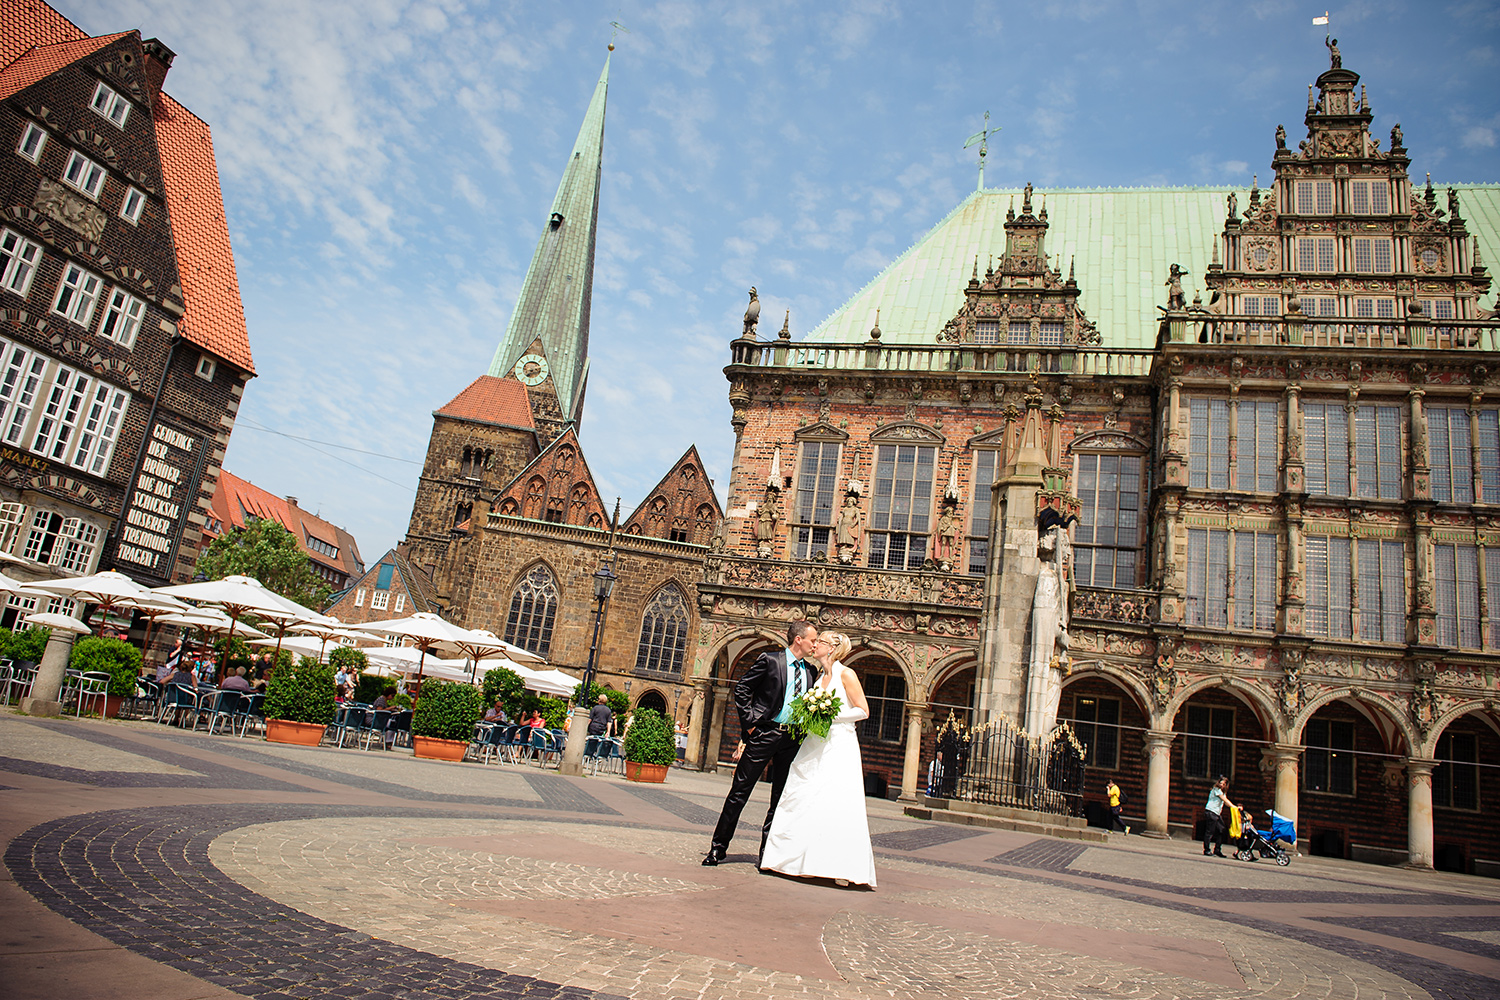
[{"x1": 487, "y1": 56, "x2": 610, "y2": 444}]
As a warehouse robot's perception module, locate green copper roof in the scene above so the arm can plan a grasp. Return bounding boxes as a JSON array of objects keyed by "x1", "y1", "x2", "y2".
[
  {"x1": 488, "y1": 56, "x2": 609, "y2": 421},
  {"x1": 803, "y1": 185, "x2": 1500, "y2": 350}
]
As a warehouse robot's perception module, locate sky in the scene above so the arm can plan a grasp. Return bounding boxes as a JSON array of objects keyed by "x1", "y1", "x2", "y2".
[{"x1": 54, "y1": 0, "x2": 1500, "y2": 567}]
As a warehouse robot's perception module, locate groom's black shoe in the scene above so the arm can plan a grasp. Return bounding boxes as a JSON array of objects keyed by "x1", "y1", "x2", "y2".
[{"x1": 701, "y1": 847, "x2": 726, "y2": 866}]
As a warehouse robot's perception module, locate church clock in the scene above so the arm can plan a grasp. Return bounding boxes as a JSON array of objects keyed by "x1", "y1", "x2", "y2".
[{"x1": 514, "y1": 353, "x2": 549, "y2": 386}]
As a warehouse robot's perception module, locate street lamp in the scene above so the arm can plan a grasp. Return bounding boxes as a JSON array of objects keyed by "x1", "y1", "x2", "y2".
[{"x1": 559, "y1": 552, "x2": 618, "y2": 776}]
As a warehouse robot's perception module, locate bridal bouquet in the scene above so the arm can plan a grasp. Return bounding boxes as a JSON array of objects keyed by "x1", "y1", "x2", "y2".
[{"x1": 787, "y1": 686, "x2": 843, "y2": 740}]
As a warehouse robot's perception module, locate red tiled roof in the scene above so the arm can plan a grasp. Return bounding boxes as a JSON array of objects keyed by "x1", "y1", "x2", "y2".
[
  {"x1": 0, "y1": 0, "x2": 88, "y2": 68},
  {"x1": 2, "y1": 0, "x2": 256, "y2": 375},
  {"x1": 435, "y1": 376, "x2": 535, "y2": 429},
  {"x1": 208, "y1": 470, "x2": 362, "y2": 578},
  {"x1": 153, "y1": 92, "x2": 255, "y2": 373},
  {"x1": 0, "y1": 31, "x2": 127, "y2": 101}
]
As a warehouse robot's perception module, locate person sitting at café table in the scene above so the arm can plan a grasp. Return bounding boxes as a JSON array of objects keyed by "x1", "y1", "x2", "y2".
[
  {"x1": 169, "y1": 660, "x2": 197, "y2": 689},
  {"x1": 220, "y1": 665, "x2": 252, "y2": 692},
  {"x1": 372, "y1": 686, "x2": 397, "y2": 711},
  {"x1": 525, "y1": 709, "x2": 546, "y2": 728},
  {"x1": 483, "y1": 699, "x2": 507, "y2": 724}
]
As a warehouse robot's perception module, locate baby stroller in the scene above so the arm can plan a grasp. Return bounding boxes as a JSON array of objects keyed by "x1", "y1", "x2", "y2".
[{"x1": 1235, "y1": 808, "x2": 1294, "y2": 866}]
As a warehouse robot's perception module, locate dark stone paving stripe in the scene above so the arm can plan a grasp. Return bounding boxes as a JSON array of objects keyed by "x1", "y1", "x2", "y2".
[
  {"x1": 615, "y1": 783, "x2": 721, "y2": 827},
  {"x1": 986, "y1": 838, "x2": 1088, "y2": 870},
  {"x1": 5, "y1": 803, "x2": 628, "y2": 1000},
  {"x1": 870, "y1": 824, "x2": 987, "y2": 851},
  {"x1": 1316, "y1": 913, "x2": 1500, "y2": 962},
  {"x1": 894, "y1": 850, "x2": 1500, "y2": 1000}
]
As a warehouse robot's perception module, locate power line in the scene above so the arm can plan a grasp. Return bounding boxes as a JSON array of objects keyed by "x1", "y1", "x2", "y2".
[
  {"x1": 236, "y1": 419, "x2": 422, "y2": 465},
  {"x1": 235, "y1": 419, "x2": 416, "y2": 491}
]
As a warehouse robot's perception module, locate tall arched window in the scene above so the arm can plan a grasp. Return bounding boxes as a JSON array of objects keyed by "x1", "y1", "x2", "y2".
[
  {"x1": 635, "y1": 584, "x2": 689, "y2": 674},
  {"x1": 504, "y1": 564, "x2": 559, "y2": 657}
]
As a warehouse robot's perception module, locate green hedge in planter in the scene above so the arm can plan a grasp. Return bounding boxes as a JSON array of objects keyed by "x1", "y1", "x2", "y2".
[
  {"x1": 622, "y1": 708, "x2": 677, "y2": 765},
  {"x1": 69, "y1": 636, "x2": 142, "y2": 697},
  {"x1": 482, "y1": 666, "x2": 526, "y2": 720},
  {"x1": 1, "y1": 625, "x2": 50, "y2": 664},
  {"x1": 264, "y1": 655, "x2": 336, "y2": 725},
  {"x1": 411, "y1": 679, "x2": 483, "y2": 742}
]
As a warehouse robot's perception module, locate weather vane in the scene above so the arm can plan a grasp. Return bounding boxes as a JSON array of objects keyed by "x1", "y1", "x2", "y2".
[
  {"x1": 964, "y1": 111, "x2": 1001, "y2": 192},
  {"x1": 609, "y1": 19, "x2": 629, "y2": 51}
]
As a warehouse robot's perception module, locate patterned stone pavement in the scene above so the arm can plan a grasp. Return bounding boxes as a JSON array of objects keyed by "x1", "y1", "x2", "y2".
[{"x1": 2, "y1": 710, "x2": 1499, "y2": 1000}]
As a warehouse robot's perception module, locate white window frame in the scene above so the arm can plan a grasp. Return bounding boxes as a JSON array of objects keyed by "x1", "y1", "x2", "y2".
[
  {"x1": 31, "y1": 363, "x2": 89, "y2": 462},
  {"x1": 354, "y1": 587, "x2": 365, "y2": 607},
  {"x1": 370, "y1": 590, "x2": 389, "y2": 611},
  {"x1": 16, "y1": 122, "x2": 46, "y2": 163},
  {"x1": 0, "y1": 228, "x2": 42, "y2": 296},
  {"x1": 97, "y1": 287, "x2": 145, "y2": 347},
  {"x1": 393, "y1": 592, "x2": 405, "y2": 613},
  {"x1": 196, "y1": 355, "x2": 216, "y2": 381},
  {"x1": 89, "y1": 81, "x2": 130, "y2": 129},
  {"x1": 0, "y1": 344, "x2": 47, "y2": 447},
  {"x1": 52, "y1": 263, "x2": 103, "y2": 326},
  {"x1": 56, "y1": 517, "x2": 99, "y2": 573},
  {"x1": 70, "y1": 382, "x2": 128, "y2": 476},
  {"x1": 0, "y1": 501, "x2": 25, "y2": 554},
  {"x1": 120, "y1": 186, "x2": 145, "y2": 225},
  {"x1": 61, "y1": 150, "x2": 107, "y2": 199}
]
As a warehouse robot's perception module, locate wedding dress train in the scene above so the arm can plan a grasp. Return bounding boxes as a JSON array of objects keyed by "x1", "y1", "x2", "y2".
[{"x1": 760, "y1": 662, "x2": 877, "y2": 887}]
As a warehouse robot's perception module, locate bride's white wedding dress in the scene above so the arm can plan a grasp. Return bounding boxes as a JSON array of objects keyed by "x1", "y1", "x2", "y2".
[{"x1": 760, "y1": 663, "x2": 877, "y2": 887}]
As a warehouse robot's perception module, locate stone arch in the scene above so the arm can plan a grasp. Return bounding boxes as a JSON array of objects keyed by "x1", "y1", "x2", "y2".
[
  {"x1": 634, "y1": 688, "x2": 669, "y2": 715},
  {"x1": 1161, "y1": 674, "x2": 1284, "y2": 741},
  {"x1": 1290, "y1": 686, "x2": 1419, "y2": 756},
  {"x1": 923, "y1": 649, "x2": 979, "y2": 696},
  {"x1": 1061, "y1": 659, "x2": 1153, "y2": 719},
  {"x1": 842, "y1": 634, "x2": 921, "y2": 701},
  {"x1": 693, "y1": 623, "x2": 784, "y2": 681},
  {"x1": 1419, "y1": 699, "x2": 1500, "y2": 758}
]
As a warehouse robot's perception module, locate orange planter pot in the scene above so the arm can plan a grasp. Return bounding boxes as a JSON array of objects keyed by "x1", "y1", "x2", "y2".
[
  {"x1": 412, "y1": 735, "x2": 469, "y2": 761},
  {"x1": 104, "y1": 694, "x2": 124, "y2": 718},
  {"x1": 624, "y1": 760, "x2": 669, "y2": 783},
  {"x1": 266, "y1": 719, "x2": 327, "y2": 746}
]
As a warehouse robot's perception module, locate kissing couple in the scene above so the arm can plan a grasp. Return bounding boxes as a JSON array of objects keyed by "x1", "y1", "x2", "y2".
[{"x1": 702, "y1": 620, "x2": 877, "y2": 888}]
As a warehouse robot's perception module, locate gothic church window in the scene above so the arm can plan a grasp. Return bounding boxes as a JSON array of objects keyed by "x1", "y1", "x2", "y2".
[
  {"x1": 453, "y1": 502, "x2": 472, "y2": 529},
  {"x1": 635, "y1": 584, "x2": 689, "y2": 674},
  {"x1": 504, "y1": 564, "x2": 559, "y2": 657},
  {"x1": 524, "y1": 476, "x2": 545, "y2": 518},
  {"x1": 570, "y1": 485, "x2": 589, "y2": 523},
  {"x1": 792, "y1": 440, "x2": 840, "y2": 560},
  {"x1": 868, "y1": 443, "x2": 934, "y2": 570}
]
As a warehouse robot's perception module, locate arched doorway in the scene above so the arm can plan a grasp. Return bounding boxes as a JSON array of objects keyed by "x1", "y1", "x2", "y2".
[
  {"x1": 1060, "y1": 671, "x2": 1150, "y2": 830},
  {"x1": 1296, "y1": 695, "x2": 1413, "y2": 861},
  {"x1": 636, "y1": 689, "x2": 668, "y2": 715},
  {"x1": 1429, "y1": 707, "x2": 1500, "y2": 874}
]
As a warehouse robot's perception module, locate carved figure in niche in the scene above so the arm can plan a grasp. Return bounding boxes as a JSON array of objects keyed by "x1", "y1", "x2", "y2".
[
  {"x1": 1164, "y1": 263, "x2": 1187, "y2": 311},
  {"x1": 1023, "y1": 521, "x2": 1073, "y2": 736},
  {"x1": 1325, "y1": 35, "x2": 1340, "y2": 69},
  {"x1": 754, "y1": 485, "x2": 781, "y2": 558},
  {"x1": 834, "y1": 493, "x2": 863, "y2": 565},
  {"x1": 1391, "y1": 123, "x2": 1403, "y2": 148},
  {"x1": 1275, "y1": 124, "x2": 1287, "y2": 150},
  {"x1": 932, "y1": 499, "x2": 959, "y2": 572}
]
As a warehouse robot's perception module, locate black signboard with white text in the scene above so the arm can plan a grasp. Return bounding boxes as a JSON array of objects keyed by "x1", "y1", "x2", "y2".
[{"x1": 112, "y1": 419, "x2": 207, "y2": 582}]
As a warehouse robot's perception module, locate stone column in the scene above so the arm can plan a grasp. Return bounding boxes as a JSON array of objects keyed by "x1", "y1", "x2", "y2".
[
  {"x1": 1405, "y1": 757, "x2": 1438, "y2": 869},
  {"x1": 1141, "y1": 729, "x2": 1176, "y2": 838},
  {"x1": 898, "y1": 704, "x2": 933, "y2": 802},
  {"x1": 684, "y1": 676, "x2": 711, "y2": 769},
  {"x1": 1261, "y1": 743, "x2": 1303, "y2": 829},
  {"x1": 703, "y1": 681, "x2": 732, "y2": 773},
  {"x1": 19, "y1": 628, "x2": 78, "y2": 718}
]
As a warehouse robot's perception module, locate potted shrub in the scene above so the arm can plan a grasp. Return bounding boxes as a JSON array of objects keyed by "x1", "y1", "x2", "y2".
[
  {"x1": 411, "y1": 679, "x2": 483, "y2": 761},
  {"x1": 264, "y1": 655, "x2": 336, "y2": 745},
  {"x1": 4, "y1": 625, "x2": 50, "y2": 668},
  {"x1": 622, "y1": 708, "x2": 676, "y2": 783},
  {"x1": 69, "y1": 636, "x2": 142, "y2": 718}
]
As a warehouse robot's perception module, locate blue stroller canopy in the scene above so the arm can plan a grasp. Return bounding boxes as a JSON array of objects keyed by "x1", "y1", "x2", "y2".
[{"x1": 1266, "y1": 808, "x2": 1297, "y2": 844}]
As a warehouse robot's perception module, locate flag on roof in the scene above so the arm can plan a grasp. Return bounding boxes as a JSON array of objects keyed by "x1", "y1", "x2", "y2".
[{"x1": 1312, "y1": 12, "x2": 1329, "y2": 25}]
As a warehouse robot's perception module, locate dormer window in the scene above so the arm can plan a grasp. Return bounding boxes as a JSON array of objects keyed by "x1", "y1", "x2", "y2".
[
  {"x1": 16, "y1": 123, "x2": 46, "y2": 163},
  {"x1": 89, "y1": 82, "x2": 130, "y2": 129},
  {"x1": 62, "y1": 150, "x2": 106, "y2": 199}
]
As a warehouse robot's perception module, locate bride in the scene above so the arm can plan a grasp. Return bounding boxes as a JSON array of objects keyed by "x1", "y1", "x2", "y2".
[{"x1": 759, "y1": 631, "x2": 877, "y2": 888}]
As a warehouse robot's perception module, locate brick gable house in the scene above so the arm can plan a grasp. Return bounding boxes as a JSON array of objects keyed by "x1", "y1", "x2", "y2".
[
  {"x1": 202, "y1": 470, "x2": 364, "y2": 593},
  {"x1": 0, "y1": 1, "x2": 254, "y2": 624}
]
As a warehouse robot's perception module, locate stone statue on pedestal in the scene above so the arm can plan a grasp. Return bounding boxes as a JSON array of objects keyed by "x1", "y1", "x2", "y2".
[
  {"x1": 754, "y1": 486, "x2": 780, "y2": 558},
  {"x1": 834, "y1": 493, "x2": 863, "y2": 564},
  {"x1": 1023, "y1": 524, "x2": 1073, "y2": 737}
]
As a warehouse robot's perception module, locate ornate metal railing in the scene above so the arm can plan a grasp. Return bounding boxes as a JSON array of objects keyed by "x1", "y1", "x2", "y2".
[
  {"x1": 729, "y1": 339, "x2": 1155, "y2": 377},
  {"x1": 1162, "y1": 313, "x2": 1500, "y2": 352},
  {"x1": 938, "y1": 717, "x2": 1087, "y2": 817}
]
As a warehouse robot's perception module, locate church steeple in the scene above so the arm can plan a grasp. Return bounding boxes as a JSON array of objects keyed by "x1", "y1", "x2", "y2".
[{"x1": 488, "y1": 55, "x2": 610, "y2": 430}]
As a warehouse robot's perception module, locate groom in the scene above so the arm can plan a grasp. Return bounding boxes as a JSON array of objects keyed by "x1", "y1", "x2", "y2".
[{"x1": 702, "y1": 619, "x2": 820, "y2": 867}]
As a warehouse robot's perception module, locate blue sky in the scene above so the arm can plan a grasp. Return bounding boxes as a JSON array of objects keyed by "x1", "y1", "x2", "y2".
[{"x1": 58, "y1": 0, "x2": 1500, "y2": 565}]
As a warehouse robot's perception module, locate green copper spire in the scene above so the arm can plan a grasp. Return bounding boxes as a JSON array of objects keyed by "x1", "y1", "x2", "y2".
[{"x1": 488, "y1": 55, "x2": 609, "y2": 425}]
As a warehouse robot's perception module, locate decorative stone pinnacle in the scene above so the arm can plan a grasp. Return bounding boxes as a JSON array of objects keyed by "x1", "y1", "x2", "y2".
[
  {"x1": 868, "y1": 308, "x2": 882, "y2": 342},
  {"x1": 778, "y1": 310, "x2": 791, "y2": 340}
]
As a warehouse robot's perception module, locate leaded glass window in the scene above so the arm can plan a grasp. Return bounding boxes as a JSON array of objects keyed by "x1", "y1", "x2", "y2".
[
  {"x1": 1188, "y1": 399, "x2": 1229, "y2": 489},
  {"x1": 1074, "y1": 453, "x2": 1142, "y2": 588},
  {"x1": 1233, "y1": 532, "x2": 1277, "y2": 632},
  {"x1": 1429, "y1": 407, "x2": 1474, "y2": 503},
  {"x1": 504, "y1": 564, "x2": 559, "y2": 657},
  {"x1": 1354, "y1": 404, "x2": 1402, "y2": 499},
  {"x1": 1434, "y1": 732, "x2": 1478, "y2": 810},
  {"x1": 1433, "y1": 543, "x2": 1480, "y2": 649},
  {"x1": 967, "y1": 449, "x2": 1000, "y2": 575},
  {"x1": 1356, "y1": 539, "x2": 1406, "y2": 643},
  {"x1": 1304, "y1": 403, "x2": 1350, "y2": 497},
  {"x1": 1069, "y1": 695, "x2": 1119, "y2": 769},
  {"x1": 1304, "y1": 719, "x2": 1354, "y2": 795},
  {"x1": 868, "y1": 443, "x2": 935, "y2": 570},
  {"x1": 860, "y1": 672, "x2": 906, "y2": 742},
  {"x1": 635, "y1": 584, "x2": 689, "y2": 674},
  {"x1": 792, "y1": 440, "x2": 841, "y2": 560},
  {"x1": 1183, "y1": 705, "x2": 1234, "y2": 779},
  {"x1": 1186, "y1": 528, "x2": 1228, "y2": 628},
  {"x1": 1236, "y1": 400, "x2": 1279, "y2": 492},
  {"x1": 1306, "y1": 535, "x2": 1353, "y2": 639}
]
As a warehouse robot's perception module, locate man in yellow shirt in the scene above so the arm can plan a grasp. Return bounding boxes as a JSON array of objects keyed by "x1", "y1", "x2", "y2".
[{"x1": 1106, "y1": 779, "x2": 1128, "y2": 833}]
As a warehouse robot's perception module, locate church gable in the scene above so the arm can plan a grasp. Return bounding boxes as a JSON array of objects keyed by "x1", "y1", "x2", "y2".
[
  {"x1": 621, "y1": 445, "x2": 724, "y2": 545},
  {"x1": 491, "y1": 429, "x2": 609, "y2": 530}
]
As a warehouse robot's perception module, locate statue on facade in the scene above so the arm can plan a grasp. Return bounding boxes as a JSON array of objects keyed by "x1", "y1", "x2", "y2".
[
  {"x1": 1325, "y1": 35, "x2": 1341, "y2": 69},
  {"x1": 1275, "y1": 124, "x2": 1287, "y2": 150},
  {"x1": 1164, "y1": 263, "x2": 1187, "y2": 311},
  {"x1": 743, "y1": 286, "x2": 761, "y2": 337},
  {"x1": 834, "y1": 493, "x2": 863, "y2": 564},
  {"x1": 1227, "y1": 192, "x2": 1238, "y2": 221},
  {"x1": 1391, "y1": 123, "x2": 1403, "y2": 148},
  {"x1": 931, "y1": 499, "x2": 959, "y2": 572},
  {"x1": 754, "y1": 485, "x2": 780, "y2": 558},
  {"x1": 1023, "y1": 521, "x2": 1073, "y2": 737}
]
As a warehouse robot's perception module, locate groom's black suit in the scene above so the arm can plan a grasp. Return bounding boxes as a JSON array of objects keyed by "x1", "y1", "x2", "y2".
[{"x1": 707, "y1": 648, "x2": 817, "y2": 863}]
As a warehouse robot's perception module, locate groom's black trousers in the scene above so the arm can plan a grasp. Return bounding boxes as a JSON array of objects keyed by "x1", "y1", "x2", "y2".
[{"x1": 710, "y1": 725, "x2": 801, "y2": 860}]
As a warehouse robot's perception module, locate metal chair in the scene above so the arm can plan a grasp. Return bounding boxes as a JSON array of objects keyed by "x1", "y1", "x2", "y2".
[
  {"x1": 124, "y1": 678, "x2": 161, "y2": 720},
  {"x1": 236, "y1": 692, "x2": 266, "y2": 737},
  {"x1": 159, "y1": 682, "x2": 201, "y2": 727},
  {"x1": 74, "y1": 671, "x2": 111, "y2": 717},
  {"x1": 531, "y1": 728, "x2": 562, "y2": 767},
  {"x1": 60, "y1": 669, "x2": 82, "y2": 713},
  {"x1": 386, "y1": 710, "x2": 413, "y2": 749},
  {"x1": 364, "y1": 709, "x2": 392, "y2": 750},
  {"x1": 335, "y1": 706, "x2": 369, "y2": 748},
  {"x1": 582, "y1": 735, "x2": 602, "y2": 774},
  {"x1": 475, "y1": 722, "x2": 507, "y2": 764},
  {"x1": 204, "y1": 690, "x2": 244, "y2": 735},
  {"x1": 3, "y1": 661, "x2": 35, "y2": 705}
]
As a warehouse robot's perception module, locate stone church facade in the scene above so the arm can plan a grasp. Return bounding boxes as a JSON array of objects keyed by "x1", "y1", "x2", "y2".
[{"x1": 692, "y1": 50, "x2": 1500, "y2": 874}]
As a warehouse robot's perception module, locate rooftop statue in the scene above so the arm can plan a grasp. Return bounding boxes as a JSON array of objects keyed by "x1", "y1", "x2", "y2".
[
  {"x1": 743, "y1": 287, "x2": 760, "y2": 337},
  {"x1": 1325, "y1": 35, "x2": 1341, "y2": 70}
]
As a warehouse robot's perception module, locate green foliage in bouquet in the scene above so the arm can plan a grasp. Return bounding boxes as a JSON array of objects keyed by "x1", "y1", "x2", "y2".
[{"x1": 786, "y1": 687, "x2": 843, "y2": 741}]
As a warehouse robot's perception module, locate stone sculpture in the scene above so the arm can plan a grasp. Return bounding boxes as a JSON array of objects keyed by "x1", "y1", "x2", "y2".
[
  {"x1": 1023, "y1": 524, "x2": 1072, "y2": 737},
  {"x1": 834, "y1": 493, "x2": 863, "y2": 565}
]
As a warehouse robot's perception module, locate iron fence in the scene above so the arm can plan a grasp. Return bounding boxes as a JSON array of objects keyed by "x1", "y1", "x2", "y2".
[{"x1": 936, "y1": 717, "x2": 1087, "y2": 818}]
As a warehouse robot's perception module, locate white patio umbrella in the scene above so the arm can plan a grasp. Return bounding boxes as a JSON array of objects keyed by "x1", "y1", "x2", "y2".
[
  {"x1": 525, "y1": 667, "x2": 582, "y2": 698},
  {"x1": 248, "y1": 635, "x2": 328, "y2": 661},
  {"x1": 23, "y1": 611, "x2": 94, "y2": 634},
  {"x1": 26, "y1": 570, "x2": 188, "y2": 635},
  {"x1": 154, "y1": 574, "x2": 318, "y2": 662},
  {"x1": 290, "y1": 616, "x2": 381, "y2": 660},
  {"x1": 358, "y1": 612, "x2": 484, "y2": 684},
  {"x1": 157, "y1": 608, "x2": 269, "y2": 640}
]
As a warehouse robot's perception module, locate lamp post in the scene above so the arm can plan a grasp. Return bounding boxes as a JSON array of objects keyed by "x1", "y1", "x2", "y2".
[{"x1": 559, "y1": 553, "x2": 618, "y2": 775}]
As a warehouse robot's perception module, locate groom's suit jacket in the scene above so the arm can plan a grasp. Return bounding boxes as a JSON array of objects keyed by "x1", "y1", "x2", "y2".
[{"x1": 735, "y1": 648, "x2": 819, "y2": 734}]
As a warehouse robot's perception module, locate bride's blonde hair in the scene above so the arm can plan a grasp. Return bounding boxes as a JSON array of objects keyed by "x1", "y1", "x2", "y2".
[{"x1": 820, "y1": 631, "x2": 852, "y2": 664}]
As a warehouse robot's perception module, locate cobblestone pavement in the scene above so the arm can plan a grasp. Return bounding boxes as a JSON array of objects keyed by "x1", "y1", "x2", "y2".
[{"x1": 2, "y1": 710, "x2": 1499, "y2": 1000}]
